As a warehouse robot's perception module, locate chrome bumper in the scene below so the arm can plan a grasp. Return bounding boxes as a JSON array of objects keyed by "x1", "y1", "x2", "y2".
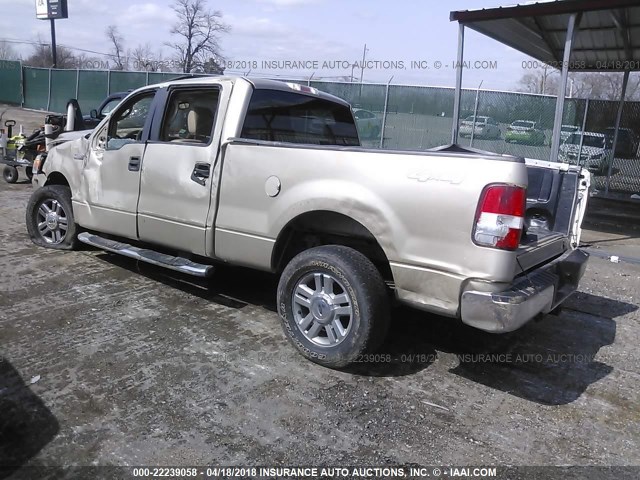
[{"x1": 460, "y1": 249, "x2": 589, "y2": 332}]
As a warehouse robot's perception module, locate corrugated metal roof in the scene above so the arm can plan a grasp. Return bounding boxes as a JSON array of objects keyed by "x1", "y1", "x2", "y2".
[{"x1": 450, "y1": 0, "x2": 640, "y2": 71}]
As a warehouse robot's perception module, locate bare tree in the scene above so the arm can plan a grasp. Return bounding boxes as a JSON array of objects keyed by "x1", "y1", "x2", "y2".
[
  {"x1": 130, "y1": 43, "x2": 164, "y2": 71},
  {"x1": 518, "y1": 67, "x2": 640, "y2": 101},
  {"x1": 571, "y1": 72, "x2": 640, "y2": 101},
  {"x1": 167, "y1": 0, "x2": 230, "y2": 73},
  {"x1": 0, "y1": 40, "x2": 19, "y2": 61},
  {"x1": 23, "y1": 39, "x2": 77, "y2": 68},
  {"x1": 517, "y1": 66, "x2": 559, "y2": 95},
  {"x1": 202, "y1": 57, "x2": 224, "y2": 74},
  {"x1": 106, "y1": 25, "x2": 127, "y2": 70}
]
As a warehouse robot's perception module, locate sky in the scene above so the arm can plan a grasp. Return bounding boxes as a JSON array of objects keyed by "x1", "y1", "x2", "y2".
[{"x1": 0, "y1": 0, "x2": 542, "y2": 91}]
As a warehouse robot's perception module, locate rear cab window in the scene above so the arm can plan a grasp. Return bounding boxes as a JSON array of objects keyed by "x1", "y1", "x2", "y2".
[{"x1": 240, "y1": 88, "x2": 360, "y2": 146}]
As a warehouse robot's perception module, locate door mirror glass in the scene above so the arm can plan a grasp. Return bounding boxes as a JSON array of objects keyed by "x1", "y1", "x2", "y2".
[{"x1": 90, "y1": 109, "x2": 98, "y2": 119}]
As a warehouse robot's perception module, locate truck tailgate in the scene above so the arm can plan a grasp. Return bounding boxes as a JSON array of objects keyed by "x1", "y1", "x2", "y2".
[{"x1": 517, "y1": 159, "x2": 589, "y2": 274}]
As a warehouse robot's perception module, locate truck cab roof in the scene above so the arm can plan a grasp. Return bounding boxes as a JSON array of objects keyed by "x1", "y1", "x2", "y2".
[{"x1": 140, "y1": 76, "x2": 352, "y2": 109}]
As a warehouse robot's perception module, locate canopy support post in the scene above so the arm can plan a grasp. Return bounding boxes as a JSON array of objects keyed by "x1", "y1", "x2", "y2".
[
  {"x1": 605, "y1": 69, "x2": 630, "y2": 195},
  {"x1": 451, "y1": 23, "x2": 465, "y2": 144},
  {"x1": 550, "y1": 13, "x2": 581, "y2": 163}
]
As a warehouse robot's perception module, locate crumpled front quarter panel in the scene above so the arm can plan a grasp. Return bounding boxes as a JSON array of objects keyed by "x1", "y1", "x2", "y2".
[{"x1": 41, "y1": 136, "x2": 90, "y2": 200}]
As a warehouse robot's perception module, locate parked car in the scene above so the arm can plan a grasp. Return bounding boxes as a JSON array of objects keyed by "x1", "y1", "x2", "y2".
[
  {"x1": 27, "y1": 77, "x2": 589, "y2": 368},
  {"x1": 459, "y1": 115, "x2": 501, "y2": 139},
  {"x1": 352, "y1": 108, "x2": 382, "y2": 139},
  {"x1": 505, "y1": 120, "x2": 545, "y2": 145},
  {"x1": 83, "y1": 91, "x2": 130, "y2": 129},
  {"x1": 559, "y1": 131, "x2": 612, "y2": 174},
  {"x1": 603, "y1": 127, "x2": 639, "y2": 158},
  {"x1": 560, "y1": 124, "x2": 580, "y2": 142}
]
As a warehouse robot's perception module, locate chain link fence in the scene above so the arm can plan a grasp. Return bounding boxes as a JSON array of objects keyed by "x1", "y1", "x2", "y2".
[
  {"x1": 308, "y1": 79, "x2": 640, "y2": 195},
  {"x1": 3, "y1": 64, "x2": 640, "y2": 195}
]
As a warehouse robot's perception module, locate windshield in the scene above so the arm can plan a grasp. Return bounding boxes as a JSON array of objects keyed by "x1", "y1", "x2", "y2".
[
  {"x1": 562, "y1": 126, "x2": 578, "y2": 133},
  {"x1": 512, "y1": 121, "x2": 534, "y2": 128},
  {"x1": 566, "y1": 133, "x2": 606, "y2": 148}
]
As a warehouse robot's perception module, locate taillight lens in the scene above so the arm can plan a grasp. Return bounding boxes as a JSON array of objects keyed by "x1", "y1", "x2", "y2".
[{"x1": 473, "y1": 184, "x2": 526, "y2": 251}]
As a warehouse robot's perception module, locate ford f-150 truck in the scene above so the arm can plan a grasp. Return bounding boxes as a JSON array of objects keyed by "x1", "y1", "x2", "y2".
[{"x1": 26, "y1": 76, "x2": 590, "y2": 368}]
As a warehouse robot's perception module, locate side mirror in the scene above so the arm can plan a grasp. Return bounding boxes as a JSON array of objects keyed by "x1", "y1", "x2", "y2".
[{"x1": 90, "y1": 109, "x2": 98, "y2": 119}]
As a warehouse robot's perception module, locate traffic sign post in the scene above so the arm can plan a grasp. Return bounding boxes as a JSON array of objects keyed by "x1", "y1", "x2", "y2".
[{"x1": 35, "y1": 0, "x2": 68, "y2": 68}]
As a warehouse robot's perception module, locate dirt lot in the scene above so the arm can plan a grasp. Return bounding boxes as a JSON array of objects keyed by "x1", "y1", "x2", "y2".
[
  {"x1": 0, "y1": 105, "x2": 48, "y2": 134},
  {"x1": 1, "y1": 175, "x2": 640, "y2": 478}
]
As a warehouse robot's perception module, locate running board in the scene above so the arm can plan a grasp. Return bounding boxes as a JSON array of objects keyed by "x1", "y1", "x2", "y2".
[{"x1": 78, "y1": 232, "x2": 214, "y2": 277}]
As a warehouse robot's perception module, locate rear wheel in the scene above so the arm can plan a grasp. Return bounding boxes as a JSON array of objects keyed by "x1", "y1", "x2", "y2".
[
  {"x1": 26, "y1": 185, "x2": 78, "y2": 250},
  {"x1": 3, "y1": 166, "x2": 18, "y2": 184},
  {"x1": 277, "y1": 245, "x2": 390, "y2": 368}
]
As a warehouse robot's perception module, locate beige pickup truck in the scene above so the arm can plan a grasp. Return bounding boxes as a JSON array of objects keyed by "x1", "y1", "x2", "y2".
[{"x1": 26, "y1": 77, "x2": 590, "y2": 367}]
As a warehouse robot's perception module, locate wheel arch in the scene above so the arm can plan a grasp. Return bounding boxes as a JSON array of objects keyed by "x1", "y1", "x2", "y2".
[
  {"x1": 271, "y1": 210, "x2": 394, "y2": 283},
  {"x1": 44, "y1": 171, "x2": 70, "y2": 187}
]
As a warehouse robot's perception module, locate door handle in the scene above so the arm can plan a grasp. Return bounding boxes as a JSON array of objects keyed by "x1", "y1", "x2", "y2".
[
  {"x1": 191, "y1": 162, "x2": 210, "y2": 186},
  {"x1": 128, "y1": 156, "x2": 141, "y2": 171}
]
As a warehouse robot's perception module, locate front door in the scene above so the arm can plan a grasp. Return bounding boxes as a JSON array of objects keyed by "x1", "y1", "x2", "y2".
[
  {"x1": 136, "y1": 85, "x2": 223, "y2": 255},
  {"x1": 80, "y1": 89, "x2": 158, "y2": 239}
]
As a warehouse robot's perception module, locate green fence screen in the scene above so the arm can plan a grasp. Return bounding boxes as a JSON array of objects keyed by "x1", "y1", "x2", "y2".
[
  {"x1": 108, "y1": 71, "x2": 147, "y2": 94},
  {"x1": 50, "y1": 69, "x2": 78, "y2": 113},
  {"x1": 22, "y1": 67, "x2": 50, "y2": 110},
  {"x1": 77, "y1": 70, "x2": 109, "y2": 113},
  {"x1": 0, "y1": 60, "x2": 22, "y2": 104}
]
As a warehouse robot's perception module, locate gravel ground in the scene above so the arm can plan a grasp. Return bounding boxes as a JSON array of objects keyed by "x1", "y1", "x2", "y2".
[
  {"x1": 1, "y1": 162, "x2": 640, "y2": 477},
  {"x1": 0, "y1": 105, "x2": 48, "y2": 134},
  {"x1": 0, "y1": 125, "x2": 640, "y2": 478}
]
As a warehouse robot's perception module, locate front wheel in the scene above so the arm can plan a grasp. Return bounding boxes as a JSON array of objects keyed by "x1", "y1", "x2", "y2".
[
  {"x1": 3, "y1": 165, "x2": 18, "y2": 183},
  {"x1": 26, "y1": 185, "x2": 78, "y2": 250},
  {"x1": 277, "y1": 245, "x2": 390, "y2": 368}
]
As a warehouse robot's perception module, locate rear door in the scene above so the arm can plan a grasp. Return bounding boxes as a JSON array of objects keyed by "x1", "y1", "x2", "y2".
[{"x1": 136, "y1": 83, "x2": 228, "y2": 256}]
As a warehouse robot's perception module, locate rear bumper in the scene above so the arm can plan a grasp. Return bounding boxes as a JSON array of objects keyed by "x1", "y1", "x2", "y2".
[{"x1": 460, "y1": 249, "x2": 589, "y2": 332}]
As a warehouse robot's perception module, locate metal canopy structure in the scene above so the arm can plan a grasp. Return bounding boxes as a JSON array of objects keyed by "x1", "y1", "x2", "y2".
[
  {"x1": 451, "y1": 0, "x2": 640, "y2": 72},
  {"x1": 450, "y1": 0, "x2": 640, "y2": 195}
]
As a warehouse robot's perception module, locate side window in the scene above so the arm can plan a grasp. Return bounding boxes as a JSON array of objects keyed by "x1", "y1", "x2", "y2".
[
  {"x1": 241, "y1": 89, "x2": 359, "y2": 146},
  {"x1": 159, "y1": 88, "x2": 219, "y2": 144},
  {"x1": 100, "y1": 98, "x2": 121, "y2": 116},
  {"x1": 107, "y1": 92, "x2": 155, "y2": 150}
]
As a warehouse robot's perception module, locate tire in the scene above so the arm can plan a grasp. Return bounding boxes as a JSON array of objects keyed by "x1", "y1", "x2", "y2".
[
  {"x1": 26, "y1": 185, "x2": 78, "y2": 250},
  {"x1": 3, "y1": 166, "x2": 18, "y2": 184},
  {"x1": 26, "y1": 167, "x2": 33, "y2": 181},
  {"x1": 277, "y1": 245, "x2": 390, "y2": 368}
]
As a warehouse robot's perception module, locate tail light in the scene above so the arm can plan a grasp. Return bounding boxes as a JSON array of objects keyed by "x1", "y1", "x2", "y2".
[{"x1": 473, "y1": 184, "x2": 526, "y2": 251}]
